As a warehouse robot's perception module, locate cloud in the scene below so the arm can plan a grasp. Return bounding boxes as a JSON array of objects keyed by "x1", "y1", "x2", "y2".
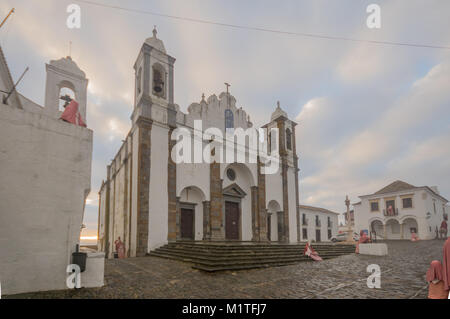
[{"x1": 297, "y1": 58, "x2": 450, "y2": 213}]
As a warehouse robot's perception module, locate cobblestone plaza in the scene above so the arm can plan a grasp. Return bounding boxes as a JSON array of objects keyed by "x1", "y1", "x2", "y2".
[{"x1": 8, "y1": 240, "x2": 447, "y2": 299}]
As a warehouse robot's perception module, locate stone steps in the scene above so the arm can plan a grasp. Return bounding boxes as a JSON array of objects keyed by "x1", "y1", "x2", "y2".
[
  {"x1": 154, "y1": 246, "x2": 353, "y2": 258},
  {"x1": 148, "y1": 242, "x2": 355, "y2": 272}
]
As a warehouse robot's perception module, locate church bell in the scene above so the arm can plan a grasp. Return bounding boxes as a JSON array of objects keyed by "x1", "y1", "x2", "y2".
[{"x1": 153, "y1": 79, "x2": 164, "y2": 93}]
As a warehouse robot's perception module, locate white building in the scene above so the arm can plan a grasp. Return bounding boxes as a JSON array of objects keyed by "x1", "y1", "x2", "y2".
[
  {"x1": 353, "y1": 180, "x2": 448, "y2": 240},
  {"x1": 0, "y1": 45, "x2": 93, "y2": 295},
  {"x1": 97, "y1": 29, "x2": 301, "y2": 258},
  {"x1": 299, "y1": 205, "x2": 339, "y2": 242}
]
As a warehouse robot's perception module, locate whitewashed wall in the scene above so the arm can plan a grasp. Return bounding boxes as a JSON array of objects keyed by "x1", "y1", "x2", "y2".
[{"x1": 0, "y1": 103, "x2": 92, "y2": 295}]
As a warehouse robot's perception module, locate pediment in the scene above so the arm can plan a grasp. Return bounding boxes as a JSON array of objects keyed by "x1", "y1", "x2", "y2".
[{"x1": 223, "y1": 183, "x2": 247, "y2": 198}]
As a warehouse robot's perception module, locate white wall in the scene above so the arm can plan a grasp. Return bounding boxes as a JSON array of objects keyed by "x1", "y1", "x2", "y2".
[
  {"x1": 0, "y1": 104, "x2": 92, "y2": 295},
  {"x1": 299, "y1": 208, "x2": 338, "y2": 242}
]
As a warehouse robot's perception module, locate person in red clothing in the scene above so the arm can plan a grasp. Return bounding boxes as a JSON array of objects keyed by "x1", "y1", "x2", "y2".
[
  {"x1": 114, "y1": 236, "x2": 126, "y2": 259},
  {"x1": 426, "y1": 260, "x2": 449, "y2": 299},
  {"x1": 443, "y1": 238, "x2": 450, "y2": 292},
  {"x1": 60, "y1": 99, "x2": 86, "y2": 127},
  {"x1": 355, "y1": 230, "x2": 370, "y2": 254},
  {"x1": 304, "y1": 242, "x2": 322, "y2": 261},
  {"x1": 440, "y1": 219, "x2": 448, "y2": 240},
  {"x1": 411, "y1": 229, "x2": 419, "y2": 242}
]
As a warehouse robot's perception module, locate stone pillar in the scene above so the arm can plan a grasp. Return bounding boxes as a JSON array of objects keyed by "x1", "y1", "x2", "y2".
[
  {"x1": 135, "y1": 117, "x2": 152, "y2": 256},
  {"x1": 292, "y1": 124, "x2": 300, "y2": 242},
  {"x1": 167, "y1": 127, "x2": 177, "y2": 242},
  {"x1": 210, "y1": 162, "x2": 224, "y2": 240},
  {"x1": 175, "y1": 197, "x2": 181, "y2": 240},
  {"x1": 251, "y1": 186, "x2": 259, "y2": 241},
  {"x1": 400, "y1": 223, "x2": 404, "y2": 240},
  {"x1": 277, "y1": 119, "x2": 290, "y2": 243},
  {"x1": 257, "y1": 158, "x2": 268, "y2": 241},
  {"x1": 203, "y1": 201, "x2": 211, "y2": 240}
]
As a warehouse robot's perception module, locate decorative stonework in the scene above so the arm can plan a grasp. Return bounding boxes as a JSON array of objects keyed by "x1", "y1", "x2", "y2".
[{"x1": 136, "y1": 117, "x2": 152, "y2": 256}]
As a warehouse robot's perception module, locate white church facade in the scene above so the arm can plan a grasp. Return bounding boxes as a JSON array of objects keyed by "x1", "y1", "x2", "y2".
[
  {"x1": 97, "y1": 30, "x2": 301, "y2": 258},
  {"x1": 353, "y1": 180, "x2": 449, "y2": 240}
]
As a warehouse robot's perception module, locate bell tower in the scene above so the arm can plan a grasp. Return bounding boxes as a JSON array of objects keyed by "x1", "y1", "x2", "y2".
[
  {"x1": 44, "y1": 56, "x2": 88, "y2": 123},
  {"x1": 266, "y1": 101, "x2": 300, "y2": 243},
  {"x1": 131, "y1": 27, "x2": 176, "y2": 127}
]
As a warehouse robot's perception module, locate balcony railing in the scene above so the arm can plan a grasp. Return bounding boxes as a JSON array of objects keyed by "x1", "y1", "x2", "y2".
[{"x1": 383, "y1": 208, "x2": 399, "y2": 216}]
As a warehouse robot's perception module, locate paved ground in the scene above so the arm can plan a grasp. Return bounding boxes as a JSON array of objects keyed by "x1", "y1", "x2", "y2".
[{"x1": 8, "y1": 240, "x2": 448, "y2": 299}]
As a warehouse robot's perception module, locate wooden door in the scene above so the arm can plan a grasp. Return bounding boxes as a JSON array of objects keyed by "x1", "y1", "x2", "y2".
[
  {"x1": 180, "y1": 208, "x2": 194, "y2": 240},
  {"x1": 225, "y1": 202, "x2": 239, "y2": 240}
]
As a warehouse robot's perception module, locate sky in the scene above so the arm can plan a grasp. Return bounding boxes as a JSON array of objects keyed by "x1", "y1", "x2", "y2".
[{"x1": 1, "y1": 0, "x2": 449, "y2": 238}]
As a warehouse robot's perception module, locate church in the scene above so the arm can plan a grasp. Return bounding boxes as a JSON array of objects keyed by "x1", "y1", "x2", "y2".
[{"x1": 97, "y1": 29, "x2": 300, "y2": 258}]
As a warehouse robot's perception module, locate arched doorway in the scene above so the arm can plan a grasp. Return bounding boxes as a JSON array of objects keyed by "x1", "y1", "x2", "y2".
[
  {"x1": 222, "y1": 163, "x2": 256, "y2": 241},
  {"x1": 402, "y1": 217, "x2": 419, "y2": 240},
  {"x1": 267, "y1": 200, "x2": 281, "y2": 242},
  {"x1": 370, "y1": 219, "x2": 384, "y2": 240},
  {"x1": 385, "y1": 219, "x2": 401, "y2": 240},
  {"x1": 179, "y1": 186, "x2": 206, "y2": 240}
]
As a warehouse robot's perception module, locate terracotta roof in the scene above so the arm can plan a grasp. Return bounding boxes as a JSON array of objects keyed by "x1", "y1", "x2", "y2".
[
  {"x1": 374, "y1": 180, "x2": 416, "y2": 195},
  {"x1": 298, "y1": 204, "x2": 339, "y2": 215}
]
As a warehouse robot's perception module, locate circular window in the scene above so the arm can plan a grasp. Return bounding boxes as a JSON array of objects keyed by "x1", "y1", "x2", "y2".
[{"x1": 226, "y1": 168, "x2": 236, "y2": 181}]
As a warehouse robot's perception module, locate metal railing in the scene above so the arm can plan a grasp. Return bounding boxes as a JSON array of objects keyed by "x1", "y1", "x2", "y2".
[{"x1": 383, "y1": 208, "x2": 398, "y2": 216}]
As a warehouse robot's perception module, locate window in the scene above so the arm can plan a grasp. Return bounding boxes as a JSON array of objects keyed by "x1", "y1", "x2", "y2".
[
  {"x1": 433, "y1": 201, "x2": 437, "y2": 214},
  {"x1": 328, "y1": 229, "x2": 332, "y2": 240},
  {"x1": 315, "y1": 215, "x2": 321, "y2": 227},
  {"x1": 327, "y1": 216, "x2": 331, "y2": 228},
  {"x1": 286, "y1": 128, "x2": 292, "y2": 150},
  {"x1": 302, "y1": 214, "x2": 307, "y2": 226},
  {"x1": 402, "y1": 198, "x2": 412, "y2": 209},
  {"x1": 302, "y1": 228, "x2": 308, "y2": 239},
  {"x1": 370, "y1": 201, "x2": 379, "y2": 212},
  {"x1": 226, "y1": 168, "x2": 236, "y2": 181},
  {"x1": 385, "y1": 200, "x2": 396, "y2": 216},
  {"x1": 225, "y1": 109, "x2": 234, "y2": 130}
]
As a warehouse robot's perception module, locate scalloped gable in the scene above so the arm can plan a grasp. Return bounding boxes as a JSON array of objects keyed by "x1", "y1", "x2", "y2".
[{"x1": 182, "y1": 92, "x2": 252, "y2": 131}]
